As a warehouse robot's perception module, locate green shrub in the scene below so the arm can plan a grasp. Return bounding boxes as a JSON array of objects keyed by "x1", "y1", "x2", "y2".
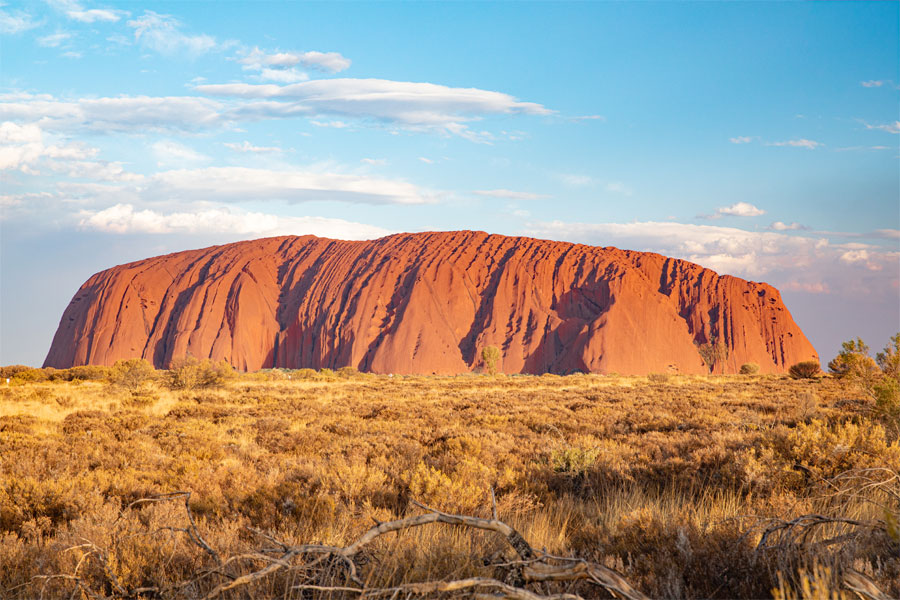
[
  {"x1": 876, "y1": 333, "x2": 900, "y2": 381},
  {"x1": 108, "y1": 359, "x2": 156, "y2": 393},
  {"x1": 0, "y1": 365, "x2": 32, "y2": 379},
  {"x1": 788, "y1": 361, "x2": 820, "y2": 379},
  {"x1": 481, "y1": 345, "x2": 501, "y2": 375},
  {"x1": 167, "y1": 355, "x2": 233, "y2": 390},
  {"x1": 336, "y1": 366, "x2": 359, "y2": 379},
  {"x1": 739, "y1": 363, "x2": 759, "y2": 375},
  {"x1": 294, "y1": 368, "x2": 318, "y2": 380},
  {"x1": 828, "y1": 338, "x2": 879, "y2": 383}
]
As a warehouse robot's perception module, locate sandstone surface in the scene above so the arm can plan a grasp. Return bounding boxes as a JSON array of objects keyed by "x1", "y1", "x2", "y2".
[{"x1": 44, "y1": 231, "x2": 818, "y2": 374}]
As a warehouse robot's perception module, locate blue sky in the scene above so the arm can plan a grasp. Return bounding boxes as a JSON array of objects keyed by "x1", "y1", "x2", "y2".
[{"x1": 1, "y1": 0, "x2": 898, "y2": 367}]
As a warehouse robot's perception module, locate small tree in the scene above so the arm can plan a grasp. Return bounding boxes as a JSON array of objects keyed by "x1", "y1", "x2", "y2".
[
  {"x1": 828, "y1": 337, "x2": 880, "y2": 387},
  {"x1": 697, "y1": 338, "x2": 728, "y2": 374},
  {"x1": 108, "y1": 358, "x2": 155, "y2": 393},
  {"x1": 481, "y1": 345, "x2": 501, "y2": 375},
  {"x1": 788, "y1": 361, "x2": 821, "y2": 379}
]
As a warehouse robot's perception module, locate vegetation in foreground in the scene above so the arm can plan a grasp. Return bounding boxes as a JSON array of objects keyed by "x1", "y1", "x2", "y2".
[{"x1": 1, "y1": 344, "x2": 898, "y2": 599}]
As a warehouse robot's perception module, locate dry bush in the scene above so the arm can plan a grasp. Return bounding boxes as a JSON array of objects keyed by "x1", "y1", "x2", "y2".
[{"x1": 1, "y1": 372, "x2": 898, "y2": 599}]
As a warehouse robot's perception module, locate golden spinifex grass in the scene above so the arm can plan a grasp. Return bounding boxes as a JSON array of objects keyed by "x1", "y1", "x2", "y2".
[{"x1": 0, "y1": 371, "x2": 898, "y2": 599}]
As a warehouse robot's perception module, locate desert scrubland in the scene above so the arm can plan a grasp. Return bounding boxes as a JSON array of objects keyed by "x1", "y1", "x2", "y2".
[{"x1": 1, "y1": 361, "x2": 898, "y2": 599}]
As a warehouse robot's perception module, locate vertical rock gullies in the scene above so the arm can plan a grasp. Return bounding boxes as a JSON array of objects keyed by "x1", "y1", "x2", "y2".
[{"x1": 44, "y1": 231, "x2": 818, "y2": 374}]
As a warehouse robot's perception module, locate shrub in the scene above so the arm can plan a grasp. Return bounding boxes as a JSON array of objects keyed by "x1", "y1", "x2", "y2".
[
  {"x1": 481, "y1": 345, "x2": 501, "y2": 375},
  {"x1": 697, "y1": 338, "x2": 728, "y2": 373},
  {"x1": 647, "y1": 373, "x2": 669, "y2": 383},
  {"x1": 828, "y1": 338, "x2": 879, "y2": 384},
  {"x1": 167, "y1": 355, "x2": 233, "y2": 390},
  {"x1": 788, "y1": 361, "x2": 820, "y2": 379},
  {"x1": 739, "y1": 363, "x2": 759, "y2": 375},
  {"x1": 108, "y1": 358, "x2": 156, "y2": 393},
  {"x1": 876, "y1": 333, "x2": 900, "y2": 381},
  {"x1": 336, "y1": 366, "x2": 359, "y2": 379},
  {"x1": 0, "y1": 365, "x2": 32, "y2": 379}
]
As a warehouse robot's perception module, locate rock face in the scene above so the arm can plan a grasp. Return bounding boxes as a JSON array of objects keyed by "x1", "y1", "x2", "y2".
[{"x1": 44, "y1": 231, "x2": 818, "y2": 374}]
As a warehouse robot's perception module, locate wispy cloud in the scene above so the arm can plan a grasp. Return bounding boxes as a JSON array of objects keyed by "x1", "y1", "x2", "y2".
[
  {"x1": 47, "y1": 0, "x2": 128, "y2": 22},
  {"x1": 37, "y1": 32, "x2": 72, "y2": 48},
  {"x1": 717, "y1": 202, "x2": 765, "y2": 217},
  {"x1": 311, "y1": 120, "x2": 351, "y2": 129},
  {"x1": 862, "y1": 120, "x2": 900, "y2": 134},
  {"x1": 196, "y1": 78, "x2": 553, "y2": 140},
  {"x1": 127, "y1": 11, "x2": 218, "y2": 57},
  {"x1": 238, "y1": 47, "x2": 351, "y2": 73},
  {"x1": 729, "y1": 136, "x2": 754, "y2": 144},
  {"x1": 361, "y1": 158, "x2": 387, "y2": 166},
  {"x1": 769, "y1": 221, "x2": 807, "y2": 231},
  {"x1": 558, "y1": 173, "x2": 594, "y2": 187},
  {"x1": 767, "y1": 139, "x2": 823, "y2": 149},
  {"x1": 151, "y1": 140, "x2": 208, "y2": 167},
  {"x1": 0, "y1": 5, "x2": 38, "y2": 33},
  {"x1": 0, "y1": 92, "x2": 224, "y2": 133},
  {"x1": 860, "y1": 80, "x2": 886, "y2": 88},
  {"x1": 473, "y1": 189, "x2": 549, "y2": 200},
  {"x1": 224, "y1": 141, "x2": 281, "y2": 153},
  {"x1": 79, "y1": 203, "x2": 390, "y2": 239},
  {"x1": 150, "y1": 166, "x2": 431, "y2": 205}
]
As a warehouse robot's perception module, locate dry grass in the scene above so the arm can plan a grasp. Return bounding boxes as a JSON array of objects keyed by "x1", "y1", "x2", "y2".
[{"x1": 1, "y1": 371, "x2": 898, "y2": 599}]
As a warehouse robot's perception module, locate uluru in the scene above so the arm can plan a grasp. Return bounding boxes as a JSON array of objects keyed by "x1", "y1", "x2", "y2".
[{"x1": 44, "y1": 231, "x2": 818, "y2": 375}]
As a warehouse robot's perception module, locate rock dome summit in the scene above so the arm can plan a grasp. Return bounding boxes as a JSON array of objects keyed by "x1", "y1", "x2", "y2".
[{"x1": 44, "y1": 231, "x2": 818, "y2": 374}]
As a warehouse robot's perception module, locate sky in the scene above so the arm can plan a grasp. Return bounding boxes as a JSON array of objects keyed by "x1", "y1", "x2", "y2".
[{"x1": 1, "y1": 1, "x2": 898, "y2": 368}]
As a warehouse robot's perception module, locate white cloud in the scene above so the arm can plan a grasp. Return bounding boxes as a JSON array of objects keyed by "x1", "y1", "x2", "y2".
[
  {"x1": 37, "y1": 32, "x2": 72, "y2": 47},
  {"x1": 311, "y1": 120, "x2": 351, "y2": 128},
  {"x1": 151, "y1": 140, "x2": 208, "y2": 167},
  {"x1": 196, "y1": 78, "x2": 552, "y2": 139},
  {"x1": 558, "y1": 173, "x2": 594, "y2": 187},
  {"x1": 361, "y1": 158, "x2": 387, "y2": 166},
  {"x1": 238, "y1": 47, "x2": 351, "y2": 73},
  {"x1": 770, "y1": 221, "x2": 807, "y2": 231},
  {"x1": 0, "y1": 93, "x2": 224, "y2": 133},
  {"x1": 149, "y1": 166, "x2": 430, "y2": 205},
  {"x1": 79, "y1": 203, "x2": 390, "y2": 239},
  {"x1": 716, "y1": 202, "x2": 765, "y2": 217},
  {"x1": 473, "y1": 189, "x2": 549, "y2": 200},
  {"x1": 839, "y1": 249, "x2": 870, "y2": 264},
  {"x1": 862, "y1": 120, "x2": 900, "y2": 134},
  {"x1": 860, "y1": 80, "x2": 885, "y2": 88},
  {"x1": 224, "y1": 141, "x2": 281, "y2": 153},
  {"x1": 296, "y1": 51, "x2": 352, "y2": 73},
  {"x1": 729, "y1": 136, "x2": 754, "y2": 144},
  {"x1": 67, "y1": 8, "x2": 124, "y2": 22},
  {"x1": 0, "y1": 121, "x2": 94, "y2": 172},
  {"x1": 768, "y1": 139, "x2": 823, "y2": 149},
  {"x1": 258, "y1": 68, "x2": 309, "y2": 83},
  {"x1": 418, "y1": 157, "x2": 434, "y2": 164},
  {"x1": 0, "y1": 5, "x2": 37, "y2": 33},
  {"x1": 47, "y1": 0, "x2": 128, "y2": 22},
  {"x1": 127, "y1": 11, "x2": 217, "y2": 56}
]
